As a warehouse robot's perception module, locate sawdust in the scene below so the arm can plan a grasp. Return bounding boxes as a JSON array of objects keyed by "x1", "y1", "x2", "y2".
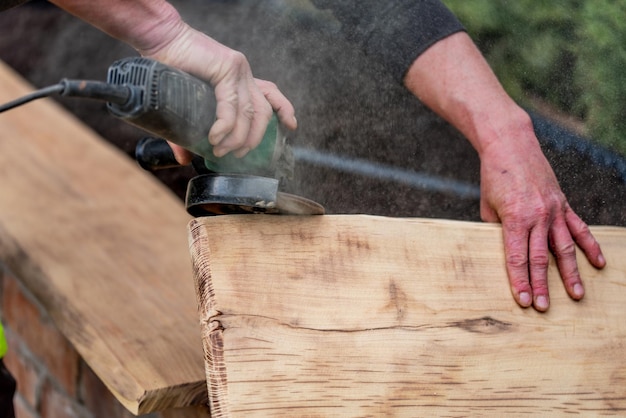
[{"x1": 1, "y1": 0, "x2": 624, "y2": 226}]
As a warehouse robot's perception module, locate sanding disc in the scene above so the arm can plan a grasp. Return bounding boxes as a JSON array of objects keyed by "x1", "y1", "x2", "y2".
[{"x1": 185, "y1": 174, "x2": 324, "y2": 216}]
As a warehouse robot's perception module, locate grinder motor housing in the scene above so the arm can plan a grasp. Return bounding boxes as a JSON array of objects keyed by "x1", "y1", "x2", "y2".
[{"x1": 106, "y1": 57, "x2": 288, "y2": 179}]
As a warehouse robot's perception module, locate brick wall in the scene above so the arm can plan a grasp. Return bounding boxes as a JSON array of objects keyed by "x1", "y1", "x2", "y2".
[{"x1": 0, "y1": 266, "x2": 209, "y2": 418}]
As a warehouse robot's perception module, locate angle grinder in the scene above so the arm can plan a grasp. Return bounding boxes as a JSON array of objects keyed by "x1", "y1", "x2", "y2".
[{"x1": 0, "y1": 56, "x2": 324, "y2": 216}]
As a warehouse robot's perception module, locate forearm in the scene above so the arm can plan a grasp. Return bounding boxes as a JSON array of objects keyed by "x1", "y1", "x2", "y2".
[
  {"x1": 403, "y1": 31, "x2": 536, "y2": 156},
  {"x1": 48, "y1": 0, "x2": 185, "y2": 56},
  {"x1": 46, "y1": 0, "x2": 229, "y2": 84},
  {"x1": 405, "y1": 33, "x2": 608, "y2": 312},
  {"x1": 44, "y1": 0, "x2": 296, "y2": 161}
]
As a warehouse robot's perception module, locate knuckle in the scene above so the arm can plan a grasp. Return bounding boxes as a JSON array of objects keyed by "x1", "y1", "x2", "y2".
[
  {"x1": 590, "y1": 240, "x2": 602, "y2": 254},
  {"x1": 242, "y1": 103, "x2": 255, "y2": 121},
  {"x1": 530, "y1": 253, "x2": 550, "y2": 269},
  {"x1": 532, "y1": 281, "x2": 549, "y2": 294},
  {"x1": 577, "y1": 221, "x2": 591, "y2": 236},
  {"x1": 505, "y1": 252, "x2": 528, "y2": 270},
  {"x1": 510, "y1": 276, "x2": 530, "y2": 290},
  {"x1": 252, "y1": 101, "x2": 273, "y2": 124},
  {"x1": 530, "y1": 203, "x2": 552, "y2": 225},
  {"x1": 261, "y1": 79, "x2": 278, "y2": 91},
  {"x1": 554, "y1": 240, "x2": 577, "y2": 259},
  {"x1": 502, "y1": 210, "x2": 535, "y2": 232},
  {"x1": 566, "y1": 209, "x2": 589, "y2": 230},
  {"x1": 226, "y1": 49, "x2": 247, "y2": 66},
  {"x1": 563, "y1": 268, "x2": 581, "y2": 285}
]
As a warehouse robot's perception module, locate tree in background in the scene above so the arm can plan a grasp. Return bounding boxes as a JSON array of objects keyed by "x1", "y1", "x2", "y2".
[{"x1": 444, "y1": 0, "x2": 626, "y2": 156}]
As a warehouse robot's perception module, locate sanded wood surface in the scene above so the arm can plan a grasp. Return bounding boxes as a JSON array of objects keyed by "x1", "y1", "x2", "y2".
[
  {"x1": 189, "y1": 215, "x2": 626, "y2": 417},
  {"x1": 0, "y1": 61, "x2": 207, "y2": 415}
]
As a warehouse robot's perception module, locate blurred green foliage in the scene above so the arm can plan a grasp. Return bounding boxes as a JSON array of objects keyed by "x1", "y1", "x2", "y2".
[{"x1": 443, "y1": 0, "x2": 626, "y2": 156}]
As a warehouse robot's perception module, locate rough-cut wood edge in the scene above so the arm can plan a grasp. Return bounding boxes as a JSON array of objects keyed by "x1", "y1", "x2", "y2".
[
  {"x1": 188, "y1": 215, "x2": 626, "y2": 417},
  {"x1": 189, "y1": 219, "x2": 229, "y2": 418}
]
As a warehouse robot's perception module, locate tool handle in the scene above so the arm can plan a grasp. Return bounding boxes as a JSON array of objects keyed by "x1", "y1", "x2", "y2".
[
  {"x1": 106, "y1": 57, "x2": 285, "y2": 176},
  {"x1": 134, "y1": 136, "x2": 181, "y2": 171}
]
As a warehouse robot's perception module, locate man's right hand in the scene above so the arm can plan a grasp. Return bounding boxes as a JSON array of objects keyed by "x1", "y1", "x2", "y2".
[
  {"x1": 49, "y1": 0, "x2": 297, "y2": 165},
  {"x1": 140, "y1": 23, "x2": 297, "y2": 164}
]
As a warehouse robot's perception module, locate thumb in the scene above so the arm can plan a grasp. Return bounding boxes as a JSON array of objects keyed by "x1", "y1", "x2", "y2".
[
  {"x1": 167, "y1": 142, "x2": 194, "y2": 166},
  {"x1": 480, "y1": 198, "x2": 500, "y2": 223}
]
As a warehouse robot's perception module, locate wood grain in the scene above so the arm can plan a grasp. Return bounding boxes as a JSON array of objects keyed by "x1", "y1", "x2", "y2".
[
  {"x1": 189, "y1": 215, "x2": 626, "y2": 417},
  {"x1": 0, "y1": 61, "x2": 207, "y2": 414}
]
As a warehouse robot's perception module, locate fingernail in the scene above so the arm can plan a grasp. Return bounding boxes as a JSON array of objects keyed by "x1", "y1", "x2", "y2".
[
  {"x1": 573, "y1": 283, "x2": 584, "y2": 298},
  {"x1": 535, "y1": 295, "x2": 549, "y2": 311},
  {"x1": 519, "y1": 292, "x2": 532, "y2": 307},
  {"x1": 598, "y1": 254, "x2": 606, "y2": 266}
]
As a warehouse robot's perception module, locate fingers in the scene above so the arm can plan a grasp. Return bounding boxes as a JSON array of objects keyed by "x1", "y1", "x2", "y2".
[
  {"x1": 210, "y1": 79, "x2": 272, "y2": 158},
  {"x1": 565, "y1": 206, "x2": 606, "y2": 269},
  {"x1": 146, "y1": 34, "x2": 294, "y2": 160},
  {"x1": 479, "y1": 195, "x2": 500, "y2": 223},
  {"x1": 502, "y1": 223, "x2": 533, "y2": 309},
  {"x1": 549, "y1": 215, "x2": 584, "y2": 301},
  {"x1": 503, "y1": 219, "x2": 555, "y2": 312},
  {"x1": 208, "y1": 56, "x2": 268, "y2": 157},
  {"x1": 503, "y1": 213, "x2": 579, "y2": 312},
  {"x1": 475, "y1": 124, "x2": 604, "y2": 313},
  {"x1": 501, "y1": 205, "x2": 605, "y2": 312},
  {"x1": 208, "y1": 53, "x2": 295, "y2": 159},
  {"x1": 528, "y1": 223, "x2": 551, "y2": 311},
  {"x1": 231, "y1": 107, "x2": 270, "y2": 159},
  {"x1": 256, "y1": 79, "x2": 298, "y2": 131}
]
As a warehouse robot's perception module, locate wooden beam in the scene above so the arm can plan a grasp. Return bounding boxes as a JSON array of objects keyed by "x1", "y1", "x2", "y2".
[
  {"x1": 189, "y1": 215, "x2": 626, "y2": 417},
  {"x1": 0, "y1": 60, "x2": 206, "y2": 414}
]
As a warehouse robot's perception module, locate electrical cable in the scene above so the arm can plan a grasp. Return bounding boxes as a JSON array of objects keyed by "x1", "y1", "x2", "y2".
[
  {"x1": 0, "y1": 80, "x2": 134, "y2": 113},
  {"x1": 0, "y1": 83, "x2": 65, "y2": 112}
]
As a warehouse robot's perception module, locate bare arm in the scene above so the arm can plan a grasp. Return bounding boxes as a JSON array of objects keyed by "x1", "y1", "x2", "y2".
[
  {"x1": 404, "y1": 31, "x2": 606, "y2": 311},
  {"x1": 48, "y1": 0, "x2": 297, "y2": 162}
]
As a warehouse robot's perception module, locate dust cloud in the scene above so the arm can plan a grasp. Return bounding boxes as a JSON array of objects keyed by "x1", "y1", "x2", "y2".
[{"x1": 0, "y1": 0, "x2": 624, "y2": 225}]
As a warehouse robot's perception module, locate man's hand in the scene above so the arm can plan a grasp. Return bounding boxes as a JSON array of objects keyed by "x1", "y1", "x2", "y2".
[
  {"x1": 167, "y1": 75, "x2": 297, "y2": 165},
  {"x1": 478, "y1": 119, "x2": 606, "y2": 310},
  {"x1": 140, "y1": 24, "x2": 297, "y2": 165},
  {"x1": 49, "y1": 0, "x2": 297, "y2": 165},
  {"x1": 404, "y1": 31, "x2": 606, "y2": 310}
]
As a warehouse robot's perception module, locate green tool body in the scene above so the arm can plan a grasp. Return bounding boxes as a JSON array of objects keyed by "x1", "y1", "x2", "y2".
[
  {"x1": 106, "y1": 57, "x2": 286, "y2": 177},
  {"x1": 0, "y1": 56, "x2": 322, "y2": 216}
]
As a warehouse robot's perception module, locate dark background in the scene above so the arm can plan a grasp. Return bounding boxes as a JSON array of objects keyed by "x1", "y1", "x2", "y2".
[{"x1": 1, "y1": 0, "x2": 624, "y2": 225}]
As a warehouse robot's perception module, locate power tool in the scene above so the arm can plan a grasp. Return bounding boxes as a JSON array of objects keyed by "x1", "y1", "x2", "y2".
[{"x1": 0, "y1": 56, "x2": 324, "y2": 216}]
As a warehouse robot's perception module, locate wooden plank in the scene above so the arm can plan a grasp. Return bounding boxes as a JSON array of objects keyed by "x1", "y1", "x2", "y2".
[
  {"x1": 189, "y1": 215, "x2": 626, "y2": 417},
  {"x1": 0, "y1": 60, "x2": 207, "y2": 415}
]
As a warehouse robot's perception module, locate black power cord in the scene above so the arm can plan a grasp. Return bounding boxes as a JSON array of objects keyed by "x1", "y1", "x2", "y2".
[
  {"x1": 0, "y1": 79, "x2": 135, "y2": 113},
  {"x1": 0, "y1": 83, "x2": 64, "y2": 112}
]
